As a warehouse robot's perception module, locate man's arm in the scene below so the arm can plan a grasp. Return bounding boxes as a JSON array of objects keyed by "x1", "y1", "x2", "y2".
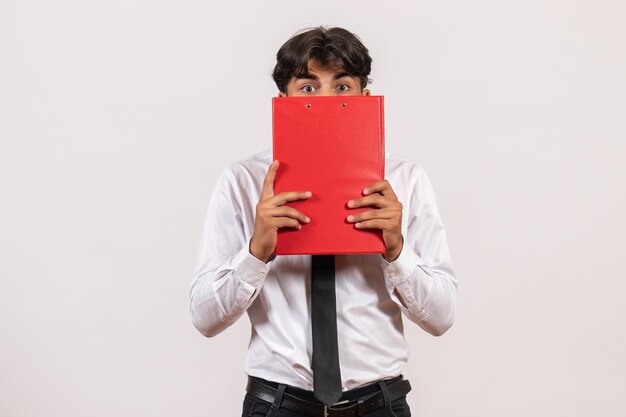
[
  {"x1": 190, "y1": 161, "x2": 311, "y2": 337},
  {"x1": 347, "y1": 165, "x2": 458, "y2": 336},
  {"x1": 189, "y1": 168, "x2": 270, "y2": 338}
]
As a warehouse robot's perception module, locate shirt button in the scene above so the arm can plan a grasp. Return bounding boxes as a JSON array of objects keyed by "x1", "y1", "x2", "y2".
[
  {"x1": 388, "y1": 272, "x2": 396, "y2": 278},
  {"x1": 257, "y1": 272, "x2": 266, "y2": 278}
]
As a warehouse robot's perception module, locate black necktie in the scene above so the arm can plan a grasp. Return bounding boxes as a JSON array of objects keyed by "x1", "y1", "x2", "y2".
[{"x1": 311, "y1": 254, "x2": 342, "y2": 406}]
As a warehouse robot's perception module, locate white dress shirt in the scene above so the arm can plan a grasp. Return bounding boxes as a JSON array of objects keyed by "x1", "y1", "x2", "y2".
[{"x1": 190, "y1": 148, "x2": 458, "y2": 391}]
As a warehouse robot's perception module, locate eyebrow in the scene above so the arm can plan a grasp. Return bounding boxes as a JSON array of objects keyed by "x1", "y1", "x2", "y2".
[
  {"x1": 333, "y1": 72, "x2": 353, "y2": 80},
  {"x1": 294, "y1": 72, "x2": 354, "y2": 81},
  {"x1": 294, "y1": 73, "x2": 318, "y2": 81}
]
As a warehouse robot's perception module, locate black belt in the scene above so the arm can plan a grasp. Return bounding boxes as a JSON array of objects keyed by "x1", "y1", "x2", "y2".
[{"x1": 246, "y1": 376, "x2": 412, "y2": 417}]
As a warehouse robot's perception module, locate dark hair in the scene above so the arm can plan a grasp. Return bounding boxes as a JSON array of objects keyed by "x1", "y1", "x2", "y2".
[{"x1": 272, "y1": 26, "x2": 373, "y2": 93}]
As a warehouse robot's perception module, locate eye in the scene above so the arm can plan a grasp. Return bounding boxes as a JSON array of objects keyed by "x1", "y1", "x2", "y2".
[
  {"x1": 337, "y1": 84, "x2": 350, "y2": 93},
  {"x1": 301, "y1": 85, "x2": 316, "y2": 93}
]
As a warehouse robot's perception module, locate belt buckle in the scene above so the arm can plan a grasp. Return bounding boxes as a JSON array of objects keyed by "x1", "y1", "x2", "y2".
[{"x1": 325, "y1": 399, "x2": 350, "y2": 417}]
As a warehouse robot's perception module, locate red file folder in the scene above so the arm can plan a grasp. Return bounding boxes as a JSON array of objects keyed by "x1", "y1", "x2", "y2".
[{"x1": 272, "y1": 95, "x2": 385, "y2": 255}]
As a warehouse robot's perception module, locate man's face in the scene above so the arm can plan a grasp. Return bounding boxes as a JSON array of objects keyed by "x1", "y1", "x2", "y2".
[{"x1": 278, "y1": 59, "x2": 371, "y2": 97}]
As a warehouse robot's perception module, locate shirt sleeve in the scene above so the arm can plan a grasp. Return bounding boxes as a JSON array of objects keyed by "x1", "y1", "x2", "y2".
[
  {"x1": 379, "y1": 166, "x2": 458, "y2": 336},
  {"x1": 189, "y1": 168, "x2": 273, "y2": 337}
]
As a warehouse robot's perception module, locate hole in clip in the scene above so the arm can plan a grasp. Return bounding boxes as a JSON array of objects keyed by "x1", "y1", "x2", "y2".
[
  {"x1": 305, "y1": 103, "x2": 311, "y2": 108},
  {"x1": 342, "y1": 103, "x2": 347, "y2": 107}
]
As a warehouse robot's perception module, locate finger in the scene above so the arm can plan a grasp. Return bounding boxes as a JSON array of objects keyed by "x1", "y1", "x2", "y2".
[
  {"x1": 363, "y1": 179, "x2": 398, "y2": 199},
  {"x1": 270, "y1": 191, "x2": 313, "y2": 206},
  {"x1": 354, "y1": 219, "x2": 392, "y2": 230},
  {"x1": 260, "y1": 160, "x2": 279, "y2": 201},
  {"x1": 268, "y1": 206, "x2": 310, "y2": 223},
  {"x1": 347, "y1": 194, "x2": 389, "y2": 209},
  {"x1": 274, "y1": 217, "x2": 302, "y2": 230},
  {"x1": 346, "y1": 209, "x2": 393, "y2": 223}
]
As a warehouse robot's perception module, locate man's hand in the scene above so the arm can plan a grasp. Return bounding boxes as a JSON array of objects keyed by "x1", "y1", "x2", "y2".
[
  {"x1": 249, "y1": 160, "x2": 311, "y2": 263},
  {"x1": 346, "y1": 179, "x2": 404, "y2": 262}
]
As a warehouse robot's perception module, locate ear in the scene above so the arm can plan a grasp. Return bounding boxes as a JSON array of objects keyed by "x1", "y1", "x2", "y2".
[
  {"x1": 361, "y1": 88, "x2": 371, "y2": 96},
  {"x1": 278, "y1": 91, "x2": 287, "y2": 97}
]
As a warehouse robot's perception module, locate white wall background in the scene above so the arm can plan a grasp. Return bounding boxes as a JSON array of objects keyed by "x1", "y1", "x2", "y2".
[{"x1": 1, "y1": 1, "x2": 625, "y2": 416}]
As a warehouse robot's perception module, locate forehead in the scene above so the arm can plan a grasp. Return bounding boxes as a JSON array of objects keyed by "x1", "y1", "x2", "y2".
[
  {"x1": 306, "y1": 59, "x2": 336, "y2": 73},
  {"x1": 293, "y1": 59, "x2": 355, "y2": 80}
]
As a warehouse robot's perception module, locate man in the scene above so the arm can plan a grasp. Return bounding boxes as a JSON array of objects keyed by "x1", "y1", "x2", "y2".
[{"x1": 190, "y1": 26, "x2": 458, "y2": 417}]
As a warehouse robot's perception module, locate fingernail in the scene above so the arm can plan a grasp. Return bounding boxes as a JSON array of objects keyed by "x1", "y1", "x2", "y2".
[
  {"x1": 363, "y1": 188, "x2": 370, "y2": 195},
  {"x1": 304, "y1": 216, "x2": 310, "y2": 222},
  {"x1": 355, "y1": 222, "x2": 361, "y2": 228},
  {"x1": 305, "y1": 191, "x2": 312, "y2": 197},
  {"x1": 347, "y1": 215, "x2": 354, "y2": 222},
  {"x1": 347, "y1": 200, "x2": 354, "y2": 207}
]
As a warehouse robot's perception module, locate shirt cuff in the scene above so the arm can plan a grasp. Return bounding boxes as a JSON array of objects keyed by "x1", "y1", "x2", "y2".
[
  {"x1": 231, "y1": 245, "x2": 274, "y2": 288},
  {"x1": 380, "y1": 243, "x2": 421, "y2": 287}
]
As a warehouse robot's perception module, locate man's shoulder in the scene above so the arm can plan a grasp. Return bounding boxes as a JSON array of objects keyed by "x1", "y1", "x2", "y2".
[
  {"x1": 385, "y1": 151, "x2": 425, "y2": 177},
  {"x1": 221, "y1": 148, "x2": 272, "y2": 179}
]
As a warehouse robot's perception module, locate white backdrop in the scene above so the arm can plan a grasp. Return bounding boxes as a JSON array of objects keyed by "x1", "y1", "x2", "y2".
[{"x1": 1, "y1": 1, "x2": 625, "y2": 416}]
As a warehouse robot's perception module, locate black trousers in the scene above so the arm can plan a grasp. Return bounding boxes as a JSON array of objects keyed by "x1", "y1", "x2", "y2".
[{"x1": 241, "y1": 376, "x2": 412, "y2": 417}]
